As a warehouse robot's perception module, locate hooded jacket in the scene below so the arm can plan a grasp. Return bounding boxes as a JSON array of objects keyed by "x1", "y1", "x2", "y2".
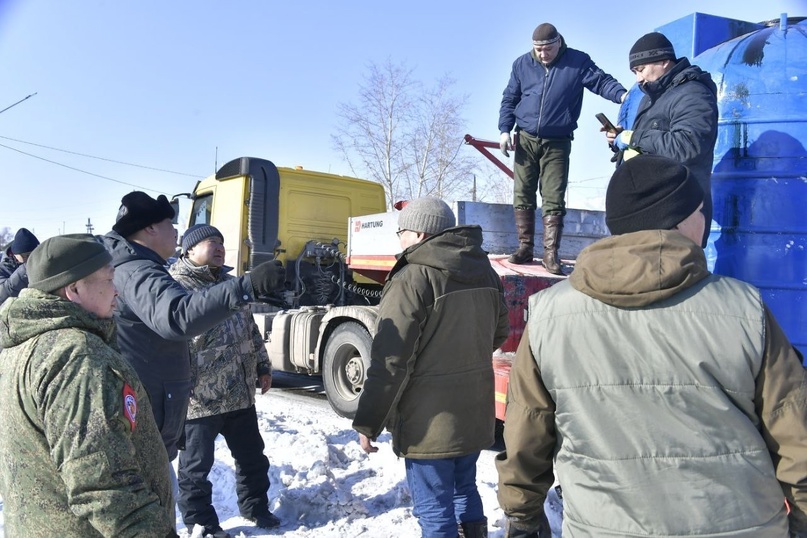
[
  {"x1": 353, "y1": 226, "x2": 509, "y2": 458},
  {"x1": 496, "y1": 231, "x2": 807, "y2": 537},
  {"x1": 499, "y1": 39, "x2": 626, "y2": 138},
  {"x1": 0, "y1": 289, "x2": 174, "y2": 537},
  {"x1": 169, "y1": 257, "x2": 271, "y2": 419},
  {"x1": 628, "y1": 58, "x2": 718, "y2": 227},
  {"x1": 103, "y1": 231, "x2": 255, "y2": 460}
]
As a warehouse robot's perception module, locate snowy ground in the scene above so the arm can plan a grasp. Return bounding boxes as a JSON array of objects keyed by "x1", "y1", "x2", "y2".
[
  {"x1": 177, "y1": 390, "x2": 511, "y2": 537},
  {"x1": 0, "y1": 384, "x2": 563, "y2": 537}
]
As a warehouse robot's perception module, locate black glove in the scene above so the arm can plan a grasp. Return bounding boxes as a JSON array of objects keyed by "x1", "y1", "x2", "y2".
[
  {"x1": 504, "y1": 513, "x2": 551, "y2": 538},
  {"x1": 249, "y1": 260, "x2": 285, "y2": 297}
]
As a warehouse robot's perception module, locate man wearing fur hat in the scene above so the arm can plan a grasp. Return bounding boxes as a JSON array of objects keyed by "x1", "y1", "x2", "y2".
[
  {"x1": 496, "y1": 155, "x2": 807, "y2": 537},
  {"x1": 353, "y1": 197, "x2": 510, "y2": 538},
  {"x1": 0, "y1": 227, "x2": 40, "y2": 305},
  {"x1": 499, "y1": 23, "x2": 627, "y2": 273},
  {"x1": 0, "y1": 234, "x2": 176, "y2": 537},
  {"x1": 605, "y1": 31, "x2": 718, "y2": 246},
  {"x1": 102, "y1": 192, "x2": 286, "y2": 463},
  {"x1": 169, "y1": 225, "x2": 279, "y2": 538}
]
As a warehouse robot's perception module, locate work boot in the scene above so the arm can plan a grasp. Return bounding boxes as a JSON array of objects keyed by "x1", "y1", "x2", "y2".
[
  {"x1": 458, "y1": 518, "x2": 488, "y2": 538},
  {"x1": 244, "y1": 511, "x2": 281, "y2": 529},
  {"x1": 542, "y1": 215, "x2": 564, "y2": 275},
  {"x1": 201, "y1": 525, "x2": 231, "y2": 538},
  {"x1": 508, "y1": 209, "x2": 535, "y2": 264}
]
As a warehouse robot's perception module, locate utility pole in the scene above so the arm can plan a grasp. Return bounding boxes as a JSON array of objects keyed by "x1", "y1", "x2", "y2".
[{"x1": 85, "y1": 218, "x2": 94, "y2": 234}]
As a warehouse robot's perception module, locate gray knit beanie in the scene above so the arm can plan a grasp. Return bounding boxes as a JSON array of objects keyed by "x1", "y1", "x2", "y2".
[
  {"x1": 28, "y1": 234, "x2": 112, "y2": 293},
  {"x1": 397, "y1": 197, "x2": 456, "y2": 235},
  {"x1": 181, "y1": 224, "x2": 223, "y2": 253}
]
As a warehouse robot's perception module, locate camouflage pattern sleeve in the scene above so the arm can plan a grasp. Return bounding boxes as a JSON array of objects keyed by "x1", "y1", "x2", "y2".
[{"x1": 40, "y1": 345, "x2": 174, "y2": 537}]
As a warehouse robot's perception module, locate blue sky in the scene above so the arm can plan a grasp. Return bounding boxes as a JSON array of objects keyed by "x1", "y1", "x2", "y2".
[{"x1": 0, "y1": 0, "x2": 802, "y2": 239}]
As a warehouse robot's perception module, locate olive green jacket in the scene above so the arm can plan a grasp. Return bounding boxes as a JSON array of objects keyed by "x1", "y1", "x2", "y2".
[
  {"x1": 496, "y1": 231, "x2": 807, "y2": 536},
  {"x1": 0, "y1": 289, "x2": 175, "y2": 537},
  {"x1": 353, "y1": 226, "x2": 509, "y2": 458}
]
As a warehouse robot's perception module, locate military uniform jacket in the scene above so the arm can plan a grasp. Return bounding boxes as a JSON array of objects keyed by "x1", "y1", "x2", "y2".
[
  {"x1": 169, "y1": 257, "x2": 271, "y2": 419},
  {"x1": 496, "y1": 231, "x2": 807, "y2": 537},
  {"x1": 353, "y1": 226, "x2": 510, "y2": 458},
  {"x1": 0, "y1": 288, "x2": 174, "y2": 537}
]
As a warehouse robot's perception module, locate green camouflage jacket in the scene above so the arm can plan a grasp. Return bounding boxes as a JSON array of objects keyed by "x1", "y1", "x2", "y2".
[
  {"x1": 0, "y1": 288, "x2": 175, "y2": 537},
  {"x1": 169, "y1": 257, "x2": 271, "y2": 419}
]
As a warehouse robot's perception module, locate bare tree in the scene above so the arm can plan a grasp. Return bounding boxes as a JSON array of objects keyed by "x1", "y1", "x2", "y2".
[
  {"x1": 333, "y1": 59, "x2": 478, "y2": 207},
  {"x1": 0, "y1": 227, "x2": 14, "y2": 250}
]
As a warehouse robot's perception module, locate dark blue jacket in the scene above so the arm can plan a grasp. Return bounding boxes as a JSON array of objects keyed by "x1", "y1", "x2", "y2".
[
  {"x1": 0, "y1": 251, "x2": 27, "y2": 305},
  {"x1": 627, "y1": 58, "x2": 718, "y2": 245},
  {"x1": 499, "y1": 40, "x2": 626, "y2": 138},
  {"x1": 103, "y1": 231, "x2": 255, "y2": 460}
]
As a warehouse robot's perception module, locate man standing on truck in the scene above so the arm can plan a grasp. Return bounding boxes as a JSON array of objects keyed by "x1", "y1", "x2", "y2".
[
  {"x1": 496, "y1": 155, "x2": 807, "y2": 537},
  {"x1": 353, "y1": 197, "x2": 510, "y2": 538},
  {"x1": 604, "y1": 31, "x2": 718, "y2": 246},
  {"x1": 499, "y1": 22, "x2": 626, "y2": 273},
  {"x1": 102, "y1": 191, "x2": 285, "y2": 467},
  {"x1": 169, "y1": 225, "x2": 280, "y2": 538}
]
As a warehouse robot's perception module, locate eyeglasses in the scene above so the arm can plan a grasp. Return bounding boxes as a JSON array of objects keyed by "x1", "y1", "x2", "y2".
[{"x1": 396, "y1": 229, "x2": 407, "y2": 238}]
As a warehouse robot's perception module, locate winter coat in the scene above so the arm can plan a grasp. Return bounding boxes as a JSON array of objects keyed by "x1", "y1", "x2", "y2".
[
  {"x1": 0, "y1": 252, "x2": 27, "y2": 305},
  {"x1": 496, "y1": 230, "x2": 807, "y2": 537},
  {"x1": 353, "y1": 226, "x2": 510, "y2": 458},
  {"x1": 0, "y1": 288, "x2": 174, "y2": 537},
  {"x1": 103, "y1": 231, "x2": 255, "y2": 460},
  {"x1": 169, "y1": 257, "x2": 271, "y2": 420},
  {"x1": 499, "y1": 39, "x2": 626, "y2": 138},
  {"x1": 628, "y1": 58, "x2": 718, "y2": 220}
]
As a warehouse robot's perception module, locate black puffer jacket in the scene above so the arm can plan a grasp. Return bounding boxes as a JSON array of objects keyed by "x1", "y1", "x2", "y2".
[
  {"x1": 629, "y1": 58, "x2": 718, "y2": 232},
  {"x1": 0, "y1": 251, "x2": 27, "y2": 305},
  {"x1": 103, "y1": 231, "x2": 255, "y2": 460}
]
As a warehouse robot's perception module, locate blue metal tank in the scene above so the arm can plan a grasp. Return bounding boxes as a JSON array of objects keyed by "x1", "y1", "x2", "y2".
[{"x1": 691, "y1": 15, "x2": 807, "y2": 360}]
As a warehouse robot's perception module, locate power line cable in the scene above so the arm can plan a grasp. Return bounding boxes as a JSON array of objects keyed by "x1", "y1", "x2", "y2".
[
  {"x1": 0, "y1": 142, "x2": 171, "y2": 194},
  {"x1": 0, "y1": 134, "x2": 205, "y2": 178}
]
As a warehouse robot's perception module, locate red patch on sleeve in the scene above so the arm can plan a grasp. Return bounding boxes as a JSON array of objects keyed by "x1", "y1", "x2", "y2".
[{"x1": 123, "y1": 383, "x2": 137, "y2": 431}]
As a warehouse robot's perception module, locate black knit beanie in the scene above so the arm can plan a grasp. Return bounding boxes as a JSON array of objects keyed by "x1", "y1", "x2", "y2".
[
  {"x1": 112, "y1": 191, "x2": 175, "y2": 238},
  {"x1": 11, "y1": 227, "x2": 40, "y2": 255},
  {"x1": 28, "y1": 234, "x2": 112, "y2": 293},
  {"x1": 181, "y1": 224, "x2": 223, "y2": 253},
  {"x1": 532, "y1": 23, "x2": 560, "y2": 45},
  {"x1": 606, "y1": 155, "x2": 703, "y2": 235},
  {"x1": 629, "y1": 32, "x2": 676, "y2": 69}
]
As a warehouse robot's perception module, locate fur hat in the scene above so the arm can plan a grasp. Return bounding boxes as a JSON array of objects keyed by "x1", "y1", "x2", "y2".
[
  {"x1": 397, "y1": 197, "x2": 456, "y2": 236},
  {"x1": 606, "y1": 155, "x2": 703, "y2": 235},
  {"x1": 629, "y1": 32, "x2": 676, "y2": 69},
  {"x1": 27, "y1": 234, "x2": 112, "y2": 293},
  {"x1": 11, "y1": 228, "x2": 40, "y2": 255},
  {"x1": 532, "y1": 23, "x2": 560, "y2": 45},
  {"x1": 181, "y1": 224, "x2": 223, "y2": 253},
  {"x1": 112, "y1": 191, "x2": 175, "y2": 238}
]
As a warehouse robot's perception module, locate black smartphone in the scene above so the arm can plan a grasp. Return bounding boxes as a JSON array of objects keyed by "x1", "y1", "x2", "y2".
[{"x1": 595, "y1": 113, "x2": 618, "y2": 132}]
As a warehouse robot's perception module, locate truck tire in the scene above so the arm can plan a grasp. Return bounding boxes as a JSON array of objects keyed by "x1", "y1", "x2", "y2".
[{"x1": 322, "y1": 322, "x2": 372, "y2": 419}]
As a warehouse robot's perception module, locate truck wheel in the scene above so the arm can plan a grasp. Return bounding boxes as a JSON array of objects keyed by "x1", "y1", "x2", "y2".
[{"x1": 322, "y1": 322, "x2": 372, "y2": 419}]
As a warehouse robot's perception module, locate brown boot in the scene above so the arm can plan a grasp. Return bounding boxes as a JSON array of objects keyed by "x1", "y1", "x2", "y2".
[
  {"x1": 458, "y1": 518, "x2": 488, "y2": 538},
  {"x1": 508, "y1": 209, "x2": 535, "y2": 264},
  {"x1": 542, "y1": 215, "x2": 564, "y2": 275}
]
